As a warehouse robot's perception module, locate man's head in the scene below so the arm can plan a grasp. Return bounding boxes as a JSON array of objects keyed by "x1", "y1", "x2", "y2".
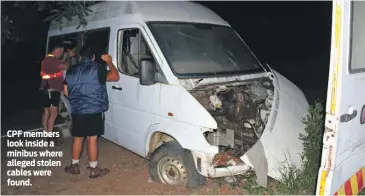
[
  {"x1": 67, "y1": 47, "x2": 76, "y2": 57},
  {"x1": 79, "y1": 45, "x2": 95, "y2": 61},
  {"x1": 51, "y1": 44, "x2": 64, "y2": 59}
]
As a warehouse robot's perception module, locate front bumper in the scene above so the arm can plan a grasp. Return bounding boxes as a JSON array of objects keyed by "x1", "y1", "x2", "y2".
[
  {"x1": 191, "y1": 151, "x2": 251, "y2": 178},
  {"x1": 211, "y1": 165, "x2": 251, "y2": 178}
]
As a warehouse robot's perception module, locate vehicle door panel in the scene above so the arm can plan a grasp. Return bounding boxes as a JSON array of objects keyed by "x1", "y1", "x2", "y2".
[
  {"x1": 316, "y1": 1, "x2": 365, "y2": 195},
  {"x1": 105, "y1": 24, "x2": 161, "y2": 157}
]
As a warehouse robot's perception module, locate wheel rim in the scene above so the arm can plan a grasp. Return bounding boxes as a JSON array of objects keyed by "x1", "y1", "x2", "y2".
[{"x1": 157, "y1": 156, "x2": 188, "y2": 185}]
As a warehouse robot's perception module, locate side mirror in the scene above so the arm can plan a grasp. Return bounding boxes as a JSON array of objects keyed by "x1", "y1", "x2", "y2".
[{"x1": 139, "y1": 58, "x2": 156, "y2": 85}]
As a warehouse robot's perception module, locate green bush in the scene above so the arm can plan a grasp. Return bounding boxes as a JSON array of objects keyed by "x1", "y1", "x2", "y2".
[
  {"x1": 235, "y1": 101, "x2": 325, "y2": 195},
  {"x1": 299, "y1": 101, "x2": 325, "y2": 193},
  {"x1": 277, "y1": 100, "x2": 325, "y2": 194},
  {"x1": 234, "y1": 100, "x2": 365, "y2": 195}
]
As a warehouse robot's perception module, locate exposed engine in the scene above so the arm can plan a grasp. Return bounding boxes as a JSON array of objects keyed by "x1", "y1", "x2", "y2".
[{"x1": 191, "y1": 79, "x2": 274, "y2": 157}]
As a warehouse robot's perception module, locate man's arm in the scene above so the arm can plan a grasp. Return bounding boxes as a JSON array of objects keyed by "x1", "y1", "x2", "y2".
[
  {"x1": 63, "y1": 84, "x2": 69, "y2": 97},
  {"x1": 105, "y1": 62, "x2": 119, "y2": 82},
  {"x1": 58, "y1": 63, "x2": 69, "y2": 70},
  {"x1": 101, "y1": 54, "x2": 120, "y2": 82},
  {"x1": 63, "y1": 80, "x2": 68, "y2": 97}
]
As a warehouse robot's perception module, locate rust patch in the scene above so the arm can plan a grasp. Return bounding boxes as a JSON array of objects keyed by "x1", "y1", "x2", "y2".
[
  {"x1": 213, "y1": 152, "x2": 242, "y2": 167},
  {"x1": 328, "y1": 145, "x2": 333, "y2": 170},
  {"x1": 322, "y1": 145, "x2": 334, "y2": 188}
]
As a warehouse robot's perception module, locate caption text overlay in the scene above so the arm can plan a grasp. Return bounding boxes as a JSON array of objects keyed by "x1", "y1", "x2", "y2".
[{"x1": 6, "y1": 130, "x2": 63, "y2": 186}]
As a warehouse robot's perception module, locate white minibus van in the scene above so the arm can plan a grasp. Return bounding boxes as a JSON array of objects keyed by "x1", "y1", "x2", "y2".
[{"x1": 51, "y1": 1, "x2": 310, "y2": 188}]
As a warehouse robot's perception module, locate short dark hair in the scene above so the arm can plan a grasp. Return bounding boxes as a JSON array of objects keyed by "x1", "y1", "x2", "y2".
[
  {"x1": 79, "y1": 45, "x2": 95, "y2": 59},
  {"x1": 51, "y1": 44, "x2": 64, "y2": 52}
]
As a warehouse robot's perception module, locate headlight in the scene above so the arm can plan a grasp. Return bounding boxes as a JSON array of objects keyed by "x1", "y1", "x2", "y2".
[
  {"x1": 200, "y1": 127, "x2": 214, "y2": 133},
  {"x1": 201, "y1": 127, "x2": 215, "y2": 145}
]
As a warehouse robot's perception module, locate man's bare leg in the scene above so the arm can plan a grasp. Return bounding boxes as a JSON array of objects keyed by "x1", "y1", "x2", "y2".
[
  {"x1": 64, "y1": 137, "x2": 83, "y2": 175},
  {"x1": 42, "y1": 108, "x2": 49, "y2": 131},
  {"x1": 87, "y1": 135, "x2": 109, "y2": 178},
  {"x1": 73, "y1": 137, "x2": 84, "y2": 161},
  {"x1": 87, "y1": 136, "x2": 98, "y2": 163},
  {"x1": 47, "y1": 106, "x2": 58, "y2": 132}
]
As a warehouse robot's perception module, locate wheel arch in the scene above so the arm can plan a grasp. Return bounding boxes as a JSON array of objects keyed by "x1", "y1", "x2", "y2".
[
  {"x1": 146, "y1": 130, "x2": 177, "y2": 159},
  {"x1": 144, "y1": 122, "x2": 218, "y2": 158}
]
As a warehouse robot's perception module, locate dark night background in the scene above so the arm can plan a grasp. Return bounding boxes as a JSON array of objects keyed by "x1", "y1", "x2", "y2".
[{"x1": 1, "y1": 1, "x2": 332, "y2": 134}]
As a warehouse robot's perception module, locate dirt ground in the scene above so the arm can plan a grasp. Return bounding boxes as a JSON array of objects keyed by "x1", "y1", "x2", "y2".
[{"x1": 1, "y1": 135, "x2": 249, "y2": 195}]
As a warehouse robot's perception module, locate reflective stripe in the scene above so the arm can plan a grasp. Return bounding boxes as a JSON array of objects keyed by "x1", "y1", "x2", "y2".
[
  {"x1": 362, "y1": 167, "x2": 365, "y2": 189},
  {"x1": 337, "y1": 185, "x2": 346, "y2": 195},
  {"x1": 319, "y1": 145, "x2": 334, "y2": 195},
  {"x1": 344, "y1": 180, "x2": 352, "y2": 195},
  {"x1": 329, "y1": 1, "x2": 342, "y2": 115},
  {"x1": 351, "y1": 172, "x2": 359, "y2": 195},
  {"x1": 334, "y1": 166, "x2": 365, "y2": 195},
  {"x1": 358, "y1": 169, "x2": 364, "y2": 192},
  {"x1": 319, "y1": 170, "x2": 328, "y2": 195}
]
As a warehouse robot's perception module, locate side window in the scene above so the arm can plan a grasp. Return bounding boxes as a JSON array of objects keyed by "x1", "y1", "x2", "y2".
[
  {"x1": 117, "y1": 28, "x2": 154, "y2": 77},
  {"x1": 349, "y1": 1, "x2": 365, "y2": 73},
  {"x1": 48, "y1": 33, "x2": 80, "y2": 66},
  {"x1": 48, "y1": 33, "x2": 78, "y2": 53},
  {"x1": 83, "y1": 28, "x2": 110, "y2": 65}
]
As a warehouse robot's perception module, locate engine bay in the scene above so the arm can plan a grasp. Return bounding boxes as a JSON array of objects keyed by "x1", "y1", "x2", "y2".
[{"x1": 190, "y1": 78, "x2": 274, "y2": 158}]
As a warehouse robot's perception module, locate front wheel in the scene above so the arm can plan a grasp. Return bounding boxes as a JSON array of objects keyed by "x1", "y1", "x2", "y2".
[{"x1": 148, "y1": 141, "x2": 206, "y2": 189}]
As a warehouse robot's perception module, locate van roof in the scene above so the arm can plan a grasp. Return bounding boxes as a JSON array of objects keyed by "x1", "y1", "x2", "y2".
[{"x1": 49, "y1": 1, "x2": 230, "y2": 31}]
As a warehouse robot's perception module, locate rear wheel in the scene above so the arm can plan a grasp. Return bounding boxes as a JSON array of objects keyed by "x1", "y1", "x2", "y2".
[{"x1": 148, "y1": 141, "x2": 206, "y2": 189}]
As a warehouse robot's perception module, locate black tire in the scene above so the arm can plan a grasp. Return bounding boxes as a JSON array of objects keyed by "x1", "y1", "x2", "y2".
[{"x1": 148, "y1": 141, "x2": 207, "y2": 189}]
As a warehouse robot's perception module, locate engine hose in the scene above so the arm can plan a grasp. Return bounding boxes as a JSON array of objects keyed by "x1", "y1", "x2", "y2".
[
  {"x1": 242, "y1": 120, "x2": 260, "y2": 139},
  {"x1": 257, "y1": 104, "x2": 266, "y2": 125}
]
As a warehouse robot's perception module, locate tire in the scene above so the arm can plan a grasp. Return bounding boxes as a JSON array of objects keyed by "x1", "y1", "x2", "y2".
[{"x1": 148, "y1": 141, "x2": 207, "y2": 189}]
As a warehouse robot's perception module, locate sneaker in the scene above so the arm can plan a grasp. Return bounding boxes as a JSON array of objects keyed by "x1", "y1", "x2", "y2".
[
  {"x1": 64, "y1": 163, "x2": 80, "y2": 175},
  {"x1": 88, "y1": 166, "x2": 109, "y2": 178}
]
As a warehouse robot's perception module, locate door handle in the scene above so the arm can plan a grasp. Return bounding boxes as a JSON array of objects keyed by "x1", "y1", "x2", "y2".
[
  {"x1": 340, "y1": 109, "x2": 357, "y2": 123},
  {"x1": 112, "y1": 86, "x2": 122, "y2": 90}
]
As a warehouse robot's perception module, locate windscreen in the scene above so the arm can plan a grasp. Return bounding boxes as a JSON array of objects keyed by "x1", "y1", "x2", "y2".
[{"x1": 148, "y1": 22, "x2": 263, "y2": 77}]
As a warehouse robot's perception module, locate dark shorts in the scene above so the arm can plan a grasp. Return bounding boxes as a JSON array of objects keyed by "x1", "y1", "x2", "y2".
[
  {"x1": 71, "y1": 113, "x2": 104, "y2": 137},
  {"x1": 41, "y1": 90, "x2": 61, "y2": 108}
]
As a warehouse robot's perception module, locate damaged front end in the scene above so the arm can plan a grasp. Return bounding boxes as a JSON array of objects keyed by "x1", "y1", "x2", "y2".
[
  {"x1": 189, "y1": 76, "x2": 275, "y2": 181},
  {"x1": 191, "y1": 78, "x2": 274, "y2": 156}
]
